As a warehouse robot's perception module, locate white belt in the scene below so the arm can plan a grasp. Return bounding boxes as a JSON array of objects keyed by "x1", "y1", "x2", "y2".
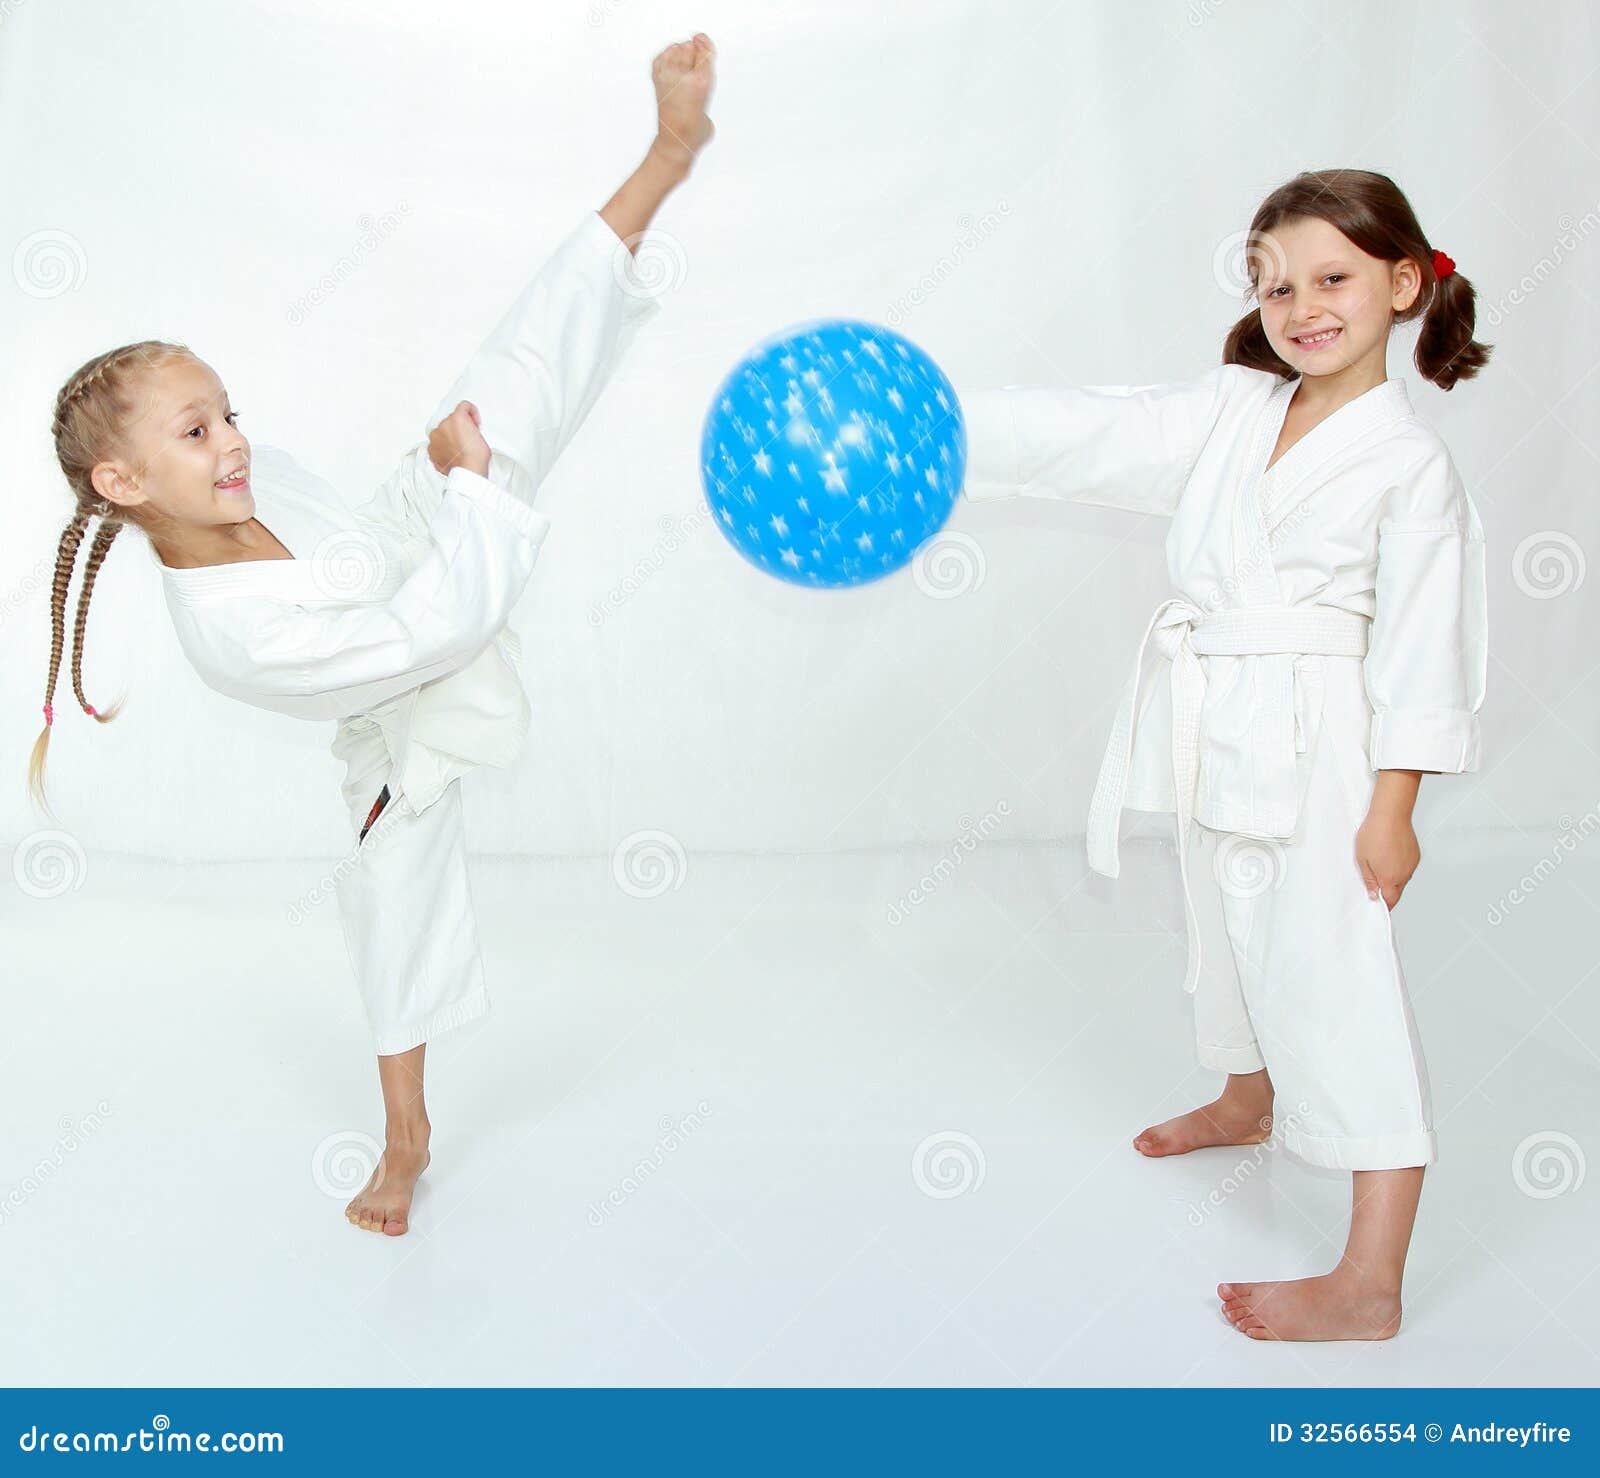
[{"x1": 1085, "y1": 601, "x2": 1371, "y2": 994}]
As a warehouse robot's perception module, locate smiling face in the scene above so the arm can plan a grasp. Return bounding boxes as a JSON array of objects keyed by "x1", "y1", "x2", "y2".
[
  {"x1": 94, "y1": 356, "x2": 253, "y2": 559},
  {"x1": 1251, "y1": 215, "x2": 1422, "y2": 382}
]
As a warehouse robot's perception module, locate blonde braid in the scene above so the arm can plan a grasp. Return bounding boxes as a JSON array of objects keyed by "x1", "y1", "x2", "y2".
[
  {"x1": 28, "y1": 339, "x2": 191, "y2": 813},
  {"x1": 71, "y1": 520, "x2": 124, "y2": 719}
]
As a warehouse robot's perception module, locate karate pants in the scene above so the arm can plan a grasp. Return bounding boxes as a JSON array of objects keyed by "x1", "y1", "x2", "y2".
[
  {"x1": 330, "y1": 714, "x2": 489, "y2": 1056},
  {"x1": 1184, "y1": 655, "x2": 1437, "y2": 1171}
]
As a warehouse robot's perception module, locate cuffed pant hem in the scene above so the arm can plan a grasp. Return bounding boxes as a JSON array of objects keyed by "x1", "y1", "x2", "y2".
[
  {"x1": 1280, "y1": 1122, "x2": 1437, "y2": 1171},
  {"x1": 372, "y1": 984, "x2": 491, "y2": 1057},
  {"x1": 1197, "y1": 1040, "x2": 1267, "y2": 1073}
]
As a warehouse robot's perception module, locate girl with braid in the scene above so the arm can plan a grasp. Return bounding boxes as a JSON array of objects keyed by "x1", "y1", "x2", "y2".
[{"x1": 28, "y1": 36, "x2": 716, "y2": 1237}]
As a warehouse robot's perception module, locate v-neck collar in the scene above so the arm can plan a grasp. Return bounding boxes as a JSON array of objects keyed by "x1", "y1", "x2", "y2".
[
  {"x1": 1224, "y1": 373, "x2": 1415, "y2": 609},
  {"x1": 1261, "y1": 374, "x2": 1413, "y2": 484},
  {"x1": 150, "y1": 468, "x2": 315, "y2": 602}
]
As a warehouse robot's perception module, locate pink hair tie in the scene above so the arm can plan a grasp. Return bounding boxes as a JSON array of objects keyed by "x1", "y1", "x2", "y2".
[
  {"x1": 42, "y1": 702, "x2": 53, "y2": 726},
  {"x1": 84, "y1": 704, "x2": 98, "y2": 718}
]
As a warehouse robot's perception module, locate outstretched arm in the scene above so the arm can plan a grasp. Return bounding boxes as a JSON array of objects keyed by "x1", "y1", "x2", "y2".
[
  {"x1": 600, "y1": 33, "x2": 716, "y2": 251},
  {"x1": 959, "y1": 363, "x2": 1239, "y2": 518}
]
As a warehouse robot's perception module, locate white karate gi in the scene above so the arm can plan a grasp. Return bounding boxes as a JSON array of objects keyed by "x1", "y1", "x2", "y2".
[
  {"x1": 154, "y1": 210, "x2": 660, "y2": 1054},
  {"x1": 961, "y1": 364, "x2": 1487, "y2": 1170}
]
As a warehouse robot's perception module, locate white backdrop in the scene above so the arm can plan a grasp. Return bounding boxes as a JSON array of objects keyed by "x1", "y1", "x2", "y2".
[{"x1": 3, "y1": 0, "x2": 1596, "y2": 864}]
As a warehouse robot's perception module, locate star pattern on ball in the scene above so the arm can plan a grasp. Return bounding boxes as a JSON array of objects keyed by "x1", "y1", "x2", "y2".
[{"x1": 700, "y1": 319, "x2": 967, "y2": 587}]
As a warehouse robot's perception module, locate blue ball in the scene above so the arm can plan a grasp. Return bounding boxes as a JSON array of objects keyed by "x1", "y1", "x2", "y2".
[{"x1": 699, "y1": 318, "x2": 966, "y2": 588}]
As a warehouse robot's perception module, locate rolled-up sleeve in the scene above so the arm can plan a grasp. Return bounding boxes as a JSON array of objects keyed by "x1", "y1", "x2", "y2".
[
  {"x1": 210, "y1": 466, "x2": 550, "y2": 720},
  {"x1": 1364, "y1": 447, "x2": 1487, "y2": 773},
  {"x1": 959, "y1": 362, "x2": 1239, "y2": 516}
]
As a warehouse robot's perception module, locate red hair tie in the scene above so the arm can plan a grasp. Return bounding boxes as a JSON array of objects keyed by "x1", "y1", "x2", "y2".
[
  {"x1": 1431, "y1": 248, "x2": 1456, "y2": 280},
  {"x1": 42, "y1": 702, "x2": 53, "y2": 727}
]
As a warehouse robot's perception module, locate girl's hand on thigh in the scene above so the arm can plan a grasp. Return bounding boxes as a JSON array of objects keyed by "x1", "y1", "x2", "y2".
[{"x1": 1355, "y1": 809, "x2": 1421, "y2": 909}]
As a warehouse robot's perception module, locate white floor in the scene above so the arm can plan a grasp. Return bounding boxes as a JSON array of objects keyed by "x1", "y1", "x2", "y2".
[{"x1": 4, "y1": 831, "x2": 1596, "y2": 1387}]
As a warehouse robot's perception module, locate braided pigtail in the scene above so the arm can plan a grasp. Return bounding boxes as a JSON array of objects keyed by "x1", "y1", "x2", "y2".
[
  {"x1": 28, "y1": 340, "x2": 191, "y2": 814},
  {"x1": 27, "y1": 512, "x2": 92, "y2": 816}
]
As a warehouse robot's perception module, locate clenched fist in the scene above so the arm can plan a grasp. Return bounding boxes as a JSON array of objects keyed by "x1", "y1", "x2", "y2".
[{"x1": 428, "y1": 401, "x2": 491, "y2": 478}]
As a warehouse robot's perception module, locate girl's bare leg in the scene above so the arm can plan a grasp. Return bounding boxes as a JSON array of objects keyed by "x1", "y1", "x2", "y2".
[
  {"x1": 1219, "y1": 1167, "x2": 1423, "y2": 1340},
  {"x1": 345, "y1": 1043, "x2": 431, "y2": 1236},
  {"x1": 341, "y1": 35, "x2": 716, "y2": 1239}
]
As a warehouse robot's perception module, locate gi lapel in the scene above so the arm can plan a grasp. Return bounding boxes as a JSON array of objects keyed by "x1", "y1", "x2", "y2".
[
  {"x1": 1226, "y1": 375, "x2": 1297, "y2": 835},
  {"x1": 1231, "y1": 375, "x2": 1295, "y2": 609},
  {"x1": 1257, "y1": 377, "x2": 1414, "y2": 537}
]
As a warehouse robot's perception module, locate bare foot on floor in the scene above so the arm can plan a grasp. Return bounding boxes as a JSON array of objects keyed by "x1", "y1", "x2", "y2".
[
  {"x1": 1133, "y1": 1097, "x2": 1272, "y2": 1156},
  {"x1": 1219, "y1": 1268, "x2": 1402, "y2": 1340},
  {"x1": 345, "y1": 1140, "x2": 429, "y2": 1236}
]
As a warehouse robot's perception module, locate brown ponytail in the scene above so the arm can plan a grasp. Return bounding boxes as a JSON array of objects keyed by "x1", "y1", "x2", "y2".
[{"x1": 1222, "y1": 168, "x2": 1492, "y2": 390}]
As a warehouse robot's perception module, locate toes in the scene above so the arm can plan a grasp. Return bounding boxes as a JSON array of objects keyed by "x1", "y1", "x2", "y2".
[{"x1": 383, "y1": 1216, "x2": 408, "y2": 1236}]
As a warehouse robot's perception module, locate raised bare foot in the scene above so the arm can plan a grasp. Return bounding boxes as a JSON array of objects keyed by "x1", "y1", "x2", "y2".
[
  {"x1": 1133, "y1": 1096, "x2": 1272, "y2": 1156},
  {"x1": 651, "y1": 33, "x2": 716, "y2": 168},
  {"x1": 345, "y1": 1138, "x2": 430, "y2": 1236},
  {"x1": 1218, "y1": 1266, "x2": 1403, "y2": 1341}
]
